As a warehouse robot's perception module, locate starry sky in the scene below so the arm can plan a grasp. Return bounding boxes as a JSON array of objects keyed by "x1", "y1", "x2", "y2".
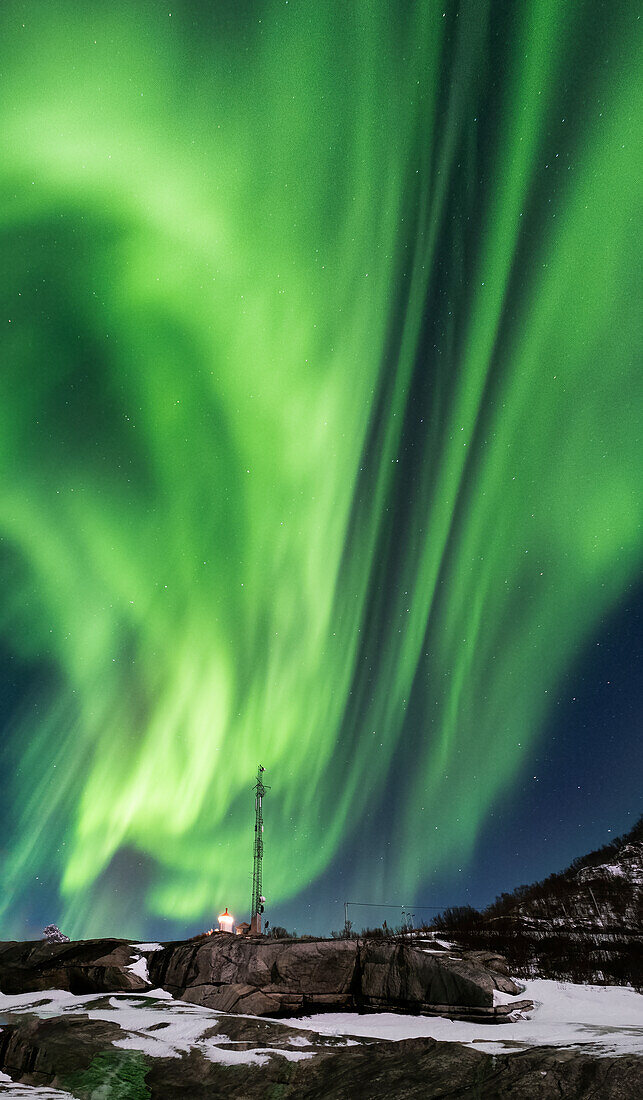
[{"x1": 0, "y1": 0, "x2": 641, "y2": 940}]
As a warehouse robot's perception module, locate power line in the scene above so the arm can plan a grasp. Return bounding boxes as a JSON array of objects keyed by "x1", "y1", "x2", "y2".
[
  {"x1": 343, "y1": 899, "x2": 481, "y2": 932},
  {"x1": 345, "y1": 901, "x2": 480, "y2": 910}
]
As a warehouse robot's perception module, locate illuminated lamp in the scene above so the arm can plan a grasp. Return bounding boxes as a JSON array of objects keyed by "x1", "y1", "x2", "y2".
[{"x1": 218, "y1": 907, "x2": 234, "y2": 933}]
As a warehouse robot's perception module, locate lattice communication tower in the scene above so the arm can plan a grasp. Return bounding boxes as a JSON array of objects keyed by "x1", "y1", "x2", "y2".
[{"x1": 250, "y1": 764, "x2": 269, "y2": 932}]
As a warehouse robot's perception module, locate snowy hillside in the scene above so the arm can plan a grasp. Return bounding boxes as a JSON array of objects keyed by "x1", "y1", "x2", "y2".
[
  {"x1": 435, "y1": 818, "x2": 643, "y2": 988},
  {"x1": 484, "y1": 817, "x2": 643, "y2": 931}
]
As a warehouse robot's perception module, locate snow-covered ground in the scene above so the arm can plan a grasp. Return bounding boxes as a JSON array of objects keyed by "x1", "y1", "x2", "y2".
[
  {"x1": 280, "y1": 980, "x2": 643, "y2": 1057},
  {"x1": 0, "y1": 989, "x2": 315, "y2": 1068},
  {"x1": 0, "y1": 1073, "x2": 74, "y2": 1099},
  {"x1": 0, "y1": 980, "x2": 641, "y2": 1075}
]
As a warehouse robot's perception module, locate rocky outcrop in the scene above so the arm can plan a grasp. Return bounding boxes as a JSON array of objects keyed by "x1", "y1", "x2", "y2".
[
  {"x1": 148, "y1": 935, "x2": 359, "y2": 1016},
  {"x1": 358, "y1": 941, "x2": 527, "y2": 1020},
  {"x1": 0, "y1": 1014, "x2": 125, "y2": 1092},
  {"x1": 0, "y1": 935, "x2": 527, "y2": 1020},
  {"x1": 148, "y1": 934, "x2": 526, "y2": 1019},
  {"x1": 0, "y1": 939, "x2": 150, "y2": 996},
  {"x1": 1, "y1": 1005, "x2": 641, "y2": 1099}
]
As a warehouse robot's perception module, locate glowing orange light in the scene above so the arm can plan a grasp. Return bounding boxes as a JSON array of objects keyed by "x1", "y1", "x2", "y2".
[{"x1": 218, "y1": 907, "x2": 234, "y2": 932}]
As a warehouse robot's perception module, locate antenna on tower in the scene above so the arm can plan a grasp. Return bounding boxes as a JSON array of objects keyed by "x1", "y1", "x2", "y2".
[{"x1": 250, "y1": 764, "x2": 269, "y2": 934}]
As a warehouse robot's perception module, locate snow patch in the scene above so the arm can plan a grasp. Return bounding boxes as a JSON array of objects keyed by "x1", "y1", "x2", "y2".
[
  {"x1": 126, "y1": 955, "x2": 150, "y2": 985},
  {"x1": 0, "y1": 1073, "x2": 75, "y2": 1098},
  {"x1": 493, "y1": 988, "x2": 525, "y2": 1007},
  {"x1": 201, "y1": 1043, "x2": 313, "y2": 1066},
  {"x1": 279, "y1": 980, "x2": 643, "y2": 1057},
  {"x1": 0, "y1": 990, "x2": 107, "y2": 1014}
]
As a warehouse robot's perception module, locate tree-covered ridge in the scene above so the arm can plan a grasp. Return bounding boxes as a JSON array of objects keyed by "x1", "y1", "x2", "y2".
[{"x1": 482, "y1": 815, "x2": 643, "y2": 922}]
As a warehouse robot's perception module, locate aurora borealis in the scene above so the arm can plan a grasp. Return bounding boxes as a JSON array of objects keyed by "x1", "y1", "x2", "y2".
[{"x1": 0, "y1": 0, "x2": 641, "y2": 939}]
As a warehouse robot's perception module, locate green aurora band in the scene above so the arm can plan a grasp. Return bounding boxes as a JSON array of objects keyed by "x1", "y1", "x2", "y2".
[{"x1": 0, "y1": 0, "x2": 640, "y2": 936}]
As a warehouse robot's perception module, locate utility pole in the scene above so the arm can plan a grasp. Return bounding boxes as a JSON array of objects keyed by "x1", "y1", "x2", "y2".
[
  {"x1": 250, "y1": 765, "x2": 268, "y2": 934},
  {"x1": 587, "y1": 884, "x2": 603, "y2": 923}
]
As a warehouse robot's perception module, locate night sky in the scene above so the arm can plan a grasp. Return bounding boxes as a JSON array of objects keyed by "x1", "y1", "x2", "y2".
[{"x1": 0, "y1": 0, "x2": 640, "y2": 941}]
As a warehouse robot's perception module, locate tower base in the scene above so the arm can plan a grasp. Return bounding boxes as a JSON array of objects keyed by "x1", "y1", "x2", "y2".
[{"x1": 250, "y1": 913, "x2": 262, "y2": 935}]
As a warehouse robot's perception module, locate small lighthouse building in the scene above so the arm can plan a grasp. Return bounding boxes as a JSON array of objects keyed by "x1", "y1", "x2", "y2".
[{"x1": 218, "y1": 908, "x2": 234, "y2": 933}]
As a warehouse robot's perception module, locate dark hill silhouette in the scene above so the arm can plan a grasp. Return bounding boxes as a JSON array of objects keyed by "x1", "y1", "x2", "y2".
[{"x1": 430, "y1": 816, "x2": 643, "y2": 989}]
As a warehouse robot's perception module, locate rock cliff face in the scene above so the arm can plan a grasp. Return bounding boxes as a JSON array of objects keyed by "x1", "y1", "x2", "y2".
[
  {"x1": 148, "y1": 936, "x2": 358, "y2": 1016},
  {"x1": 357, "y1": 942, "x2": 521, "y2": 1017},
  {"x1": 147, "y1": 934, "x2": 526, "y2": 1019},
  {"x1": 0, "y1": 939, "x2": 150, "y2": 996}
]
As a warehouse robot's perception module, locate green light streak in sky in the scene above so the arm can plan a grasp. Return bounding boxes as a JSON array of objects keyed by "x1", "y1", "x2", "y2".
[{"x1": 0, "y1": 1, "x2": 640, "y2": 936}]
